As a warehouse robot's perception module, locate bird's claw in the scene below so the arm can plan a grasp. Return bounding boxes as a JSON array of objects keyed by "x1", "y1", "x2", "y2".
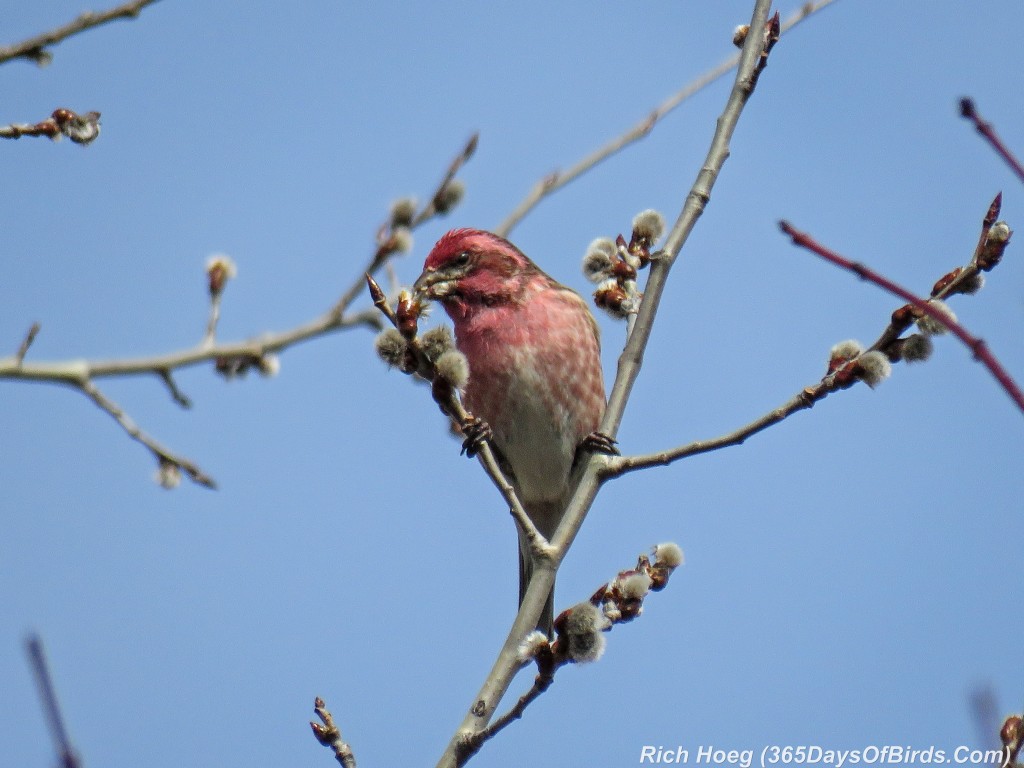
[
  {"x1": 460, "y1": 416, "x2": 492, "y2": 457},
  {"x1": 580, "y1": 431, "x2": 620, "y2": 456}
]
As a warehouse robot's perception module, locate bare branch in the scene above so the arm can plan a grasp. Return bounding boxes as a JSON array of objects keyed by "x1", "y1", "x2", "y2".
[
  {"x1": 26, "y1": 635, "x2": 81, "y2": 768},
  {"x1": 435, "y1": 3, "x2": 778, "y2": 765},
  {"x1": 2, "y1": 136, "x2": 475, "y2": 488},
  {"x1": 494, "y1": 0, "x2": 838, "y2": 238},
  {"x1": 780, "y1": 220, "x2": 1024, "y2": 414},
  {"x1": 14, "y1": 322, "x2": 41, "y2": 366},
  {"x1": 157, "y1": 368, "x2": 192, "y2": 408},
  {"x1": 77, "y1": 377, "x2": 217, "y2": 488},
  {"x1": 960, "y1": 98, "x2": 1024, "y2": 185},
  {"x1": 0, "y1": 0, "x2": 162, "y2": 66},
  {"x1": 604, "y1": 390, "x2": 816, "y2": 478}
]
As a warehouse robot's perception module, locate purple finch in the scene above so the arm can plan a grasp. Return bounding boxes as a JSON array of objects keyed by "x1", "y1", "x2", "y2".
[{"x1": 414, "y1": 229, "x2": 609, "y2": 634}]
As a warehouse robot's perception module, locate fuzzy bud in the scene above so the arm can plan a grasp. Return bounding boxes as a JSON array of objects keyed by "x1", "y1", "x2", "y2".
[
  {"x1": 916, "y1": 300, "x2": 956, "y2": 336},
  {"x1": 435, "y1": 350, "x2": 469, "y2": 389},
  {"x1": 582, "y1": 238, "x2": 617, "y2": 283},
  {"x1": 256, "y1": 353, "x2": 280, "y2": 377},
  {"x1": 389, "y1": 227, "x2": 414, "y2": 254},
  {"x1": 389, "y1": 197, "x2": 417, "y2": 227},
  {"x1": 205, "y1": 254, "x2": 237, "y2": 296},
  {"x1": 733, "y1": 24, "x2": 750, "y2": 47},
  {"x1": 958, "y1": 272, "x2": 985, "y2": 295},
  {"x1": 829, "y1": 339, "x2": 864, "y2": 368},
  {"x1": 53, "y1": 108, "x2": 101, "y2": 145},
  {"x1": 653, "y1": 542, "x2": 685, "y2": 569},
  {"x1": 516, "y1": 630, "x2": 550, "y2": 664},
  {"x1": 558, "y1": 602, "x2": 610, "y2": 664},
  {"x1": 615, "y1": 570, "x2": 653, "y2": 600},
  {"x1": 419, "y1": 325, "x2": 455, "y2": 362},
  {"x1": 899, "y1": 334, "x2": 933, "y2": 363},
  {"x1": 856, "y1": 350, "x2": 892, "y2": 388},
  {"x1": 374, "y1": 328, "x2": 407, "y2": 368},
  {"x1": 631, "y1": 209, "x2": 666, "y2": 247},
  {"x1": 978, "y1": 221, "x2": 1012, "y2": 271},
  {"x1": 434, "y1": 179, "x2": 465, "y2": 214},
  {"x1": 154, "y1": 459, "x2": 181, "y2": 490}
]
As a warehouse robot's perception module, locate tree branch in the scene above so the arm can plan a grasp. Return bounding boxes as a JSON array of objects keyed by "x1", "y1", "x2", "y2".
[
  {"x1": 2, "y1": 136, "x2": 476, "y2": 488},
  {"x1": 780, "y1": 219, "x2": 1023, "y2": 413},
  {"x1": 0, "y1": 108, "x2": 101, "y2": 145},
  {"x1": 26, "y1": 635, "x2": 81, "y2": 768},
  {"x1": 494, "y1": 0, "x2": 837, "y2": 238},
  {"x1": 959, "y1": 98, "x2": 1024, "y2": 185},
  {"x1": 606, "y1": 195, "x2": 1018, "y2": 477},
  {"x1": 0, "y1": 0, "x2": 162, "y2": 66},
  {"x1": 434, "y1": 3, "x2": 777, "y2": 765}
]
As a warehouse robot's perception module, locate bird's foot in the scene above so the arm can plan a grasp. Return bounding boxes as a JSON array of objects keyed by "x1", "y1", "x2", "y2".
[
  {"x1": 579, "y1": 431, "x2": 620, "y2": 457},
  {"x1": 460, "y1": 416, "x2": 493, "y2": 457}
]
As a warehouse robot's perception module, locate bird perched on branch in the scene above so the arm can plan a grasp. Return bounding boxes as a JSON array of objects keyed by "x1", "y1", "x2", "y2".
[{"x1": 414, "y1": 228, "x2": 612, "y2": 634}]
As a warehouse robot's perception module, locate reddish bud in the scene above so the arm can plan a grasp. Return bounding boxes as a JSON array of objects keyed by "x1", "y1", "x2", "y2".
[
  {"x1": 366, "y1": 274, "x2": 387, "y2": 306},
  {"x1": 890, "y1": 303, "x2": 917, "y2": 333},
  {"x1": 930, "y1": 267, "x2": 962, "y2": 297},
  {"x1": 611, "y1": 258, "x2": 637, "y2": 281},
  {"x1": 396, "y1": 291, "x2": 421, "y2": 340},
  {"x1": 594, "y1": 284, "x2": 628, "y2": 313},
  {"x1": 1002, "y1": 715, "x2": 1023, "y2": 749},
  {"x1": 648, "y1": 565, "x2": 672, "y2": 591},
  {"x1": 977, "y1": 221, "x2": 1012, "y2": 272}
]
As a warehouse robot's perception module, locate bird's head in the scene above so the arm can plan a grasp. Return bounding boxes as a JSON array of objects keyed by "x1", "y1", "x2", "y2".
[{"x1": 413, "y1": 228, "x2": 539, "y2": 314}]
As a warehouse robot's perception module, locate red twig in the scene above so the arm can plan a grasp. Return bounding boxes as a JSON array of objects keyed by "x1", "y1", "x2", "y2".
[
  {"x1": 959, "y1": 98, "x2": 1024, "y2": 185},
  {"x1": 779, "y1": 220, "x2": 1024, "y2": 415}
]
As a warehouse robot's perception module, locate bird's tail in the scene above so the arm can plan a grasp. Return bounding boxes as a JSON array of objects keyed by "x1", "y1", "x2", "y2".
[{"x1": 517, "y1": 499, "x2": 563, "y2": 637}]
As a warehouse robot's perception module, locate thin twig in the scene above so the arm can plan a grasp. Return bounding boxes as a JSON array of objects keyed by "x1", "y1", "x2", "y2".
[
  {"x1": 26, "y1": 635, "x2": 81, "y2": 768},
  {"x1": 458, "y1": 672, "x2": 552, "y2": 764},
  {"x1": 604, "y1": 390, "x2": 816, "y2": 477},
  {"x1": 77, "y1": 377, "x2": 218, "y2": 487},
  {"x1": 15, "y1": 322, "x2": 41, "y2": 366},
  {"x1": 0, "y1": 0, "x2": 161, "y2": 66},
  {"x1": 310, "y1": 697, "x2": 357, "y2": 768},
  {"x1": 366, "y1": 275, "x2": 546, "y2": 554},
  {"x1": 434, "y1": 3, "x2": 777, "y2": 766},
  {"x1": 2, "y1": 136, "x2": 476, "y2": 486},
  {"x1": 157, "y1": 368, "x2": 192, "y2": 408},
  {"x1": 608, "y1": 196, "x2": 1018, "y2": 475},
  {"x1": 330, "y1": 133, "x2": 478, "y2": 318},
  {"x1": 960, "y1": 98, "x2": 1024, "y2": 185},
  {"x1": 202, "y1": 292, "x2": 223, "y2": 347},
  {"x1": 457, "y1": 547, "x2": 683, "y2": 764},
  {"x1": 494, "y1": 0, "x2": 838, "y2": 238},
  {"x1": 780, "y1": 220, "x2": 1024, "y2": 413}
]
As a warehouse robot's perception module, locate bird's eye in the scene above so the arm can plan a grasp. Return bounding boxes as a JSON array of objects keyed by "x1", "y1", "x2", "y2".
[{"x1": 454, "y1": 251, "x2": 471, "y2": 267}]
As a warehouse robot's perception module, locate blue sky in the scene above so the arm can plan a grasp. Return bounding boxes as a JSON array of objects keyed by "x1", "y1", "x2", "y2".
[{"x1": 3, "y1": 1, "x2": 1023, "y2": 766}]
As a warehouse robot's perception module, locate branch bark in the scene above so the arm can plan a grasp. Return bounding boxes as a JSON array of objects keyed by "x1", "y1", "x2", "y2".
[
  {"x1": 0, "y1": 0, "x2": 162, "y2": 66},
  {"x1": 434, "y1": 2, "x2": 776, "y2": 765}
]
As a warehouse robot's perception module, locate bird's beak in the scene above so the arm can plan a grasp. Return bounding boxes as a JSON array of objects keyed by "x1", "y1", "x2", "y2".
[{"x1": 412, "y1": 267, "x2": 452, "y2": 301}]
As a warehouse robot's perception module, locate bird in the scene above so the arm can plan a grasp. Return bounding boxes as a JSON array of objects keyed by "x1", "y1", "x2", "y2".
[{"x1": 413, "y1": 228, "x2": 610, "y2": 634}]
